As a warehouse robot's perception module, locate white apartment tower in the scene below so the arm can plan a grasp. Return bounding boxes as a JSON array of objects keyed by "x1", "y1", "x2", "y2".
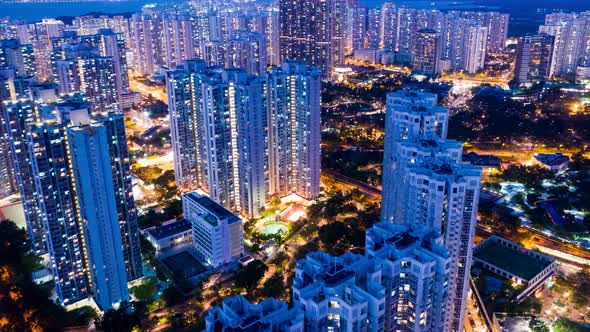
[
  {"x1": 381, "y1": 90, "x2": 448, "y2": 223},
  {"x1": 166, "y1": 59, "x2": 207, "y2": 191},
  {"x1": 293, "y1": 222, "x2": 451, "y2": 332},
  {"x1": 267, "y1": 61, "x2": 321, "y2": 200},
  {"x1": 381, "y1": 89, "x2": 482, "y2": 332},
  {"x1": 182, "y1": 191, "x2": 244, "y2": 268},
  {"x1": 167, "y1": 62, "x2": 266, "y2": 218},
  {"x1": 539, "y1": 12, "x2": 590, "y2": 77},
  {"x1": 465, "y1": 25, "x2": 489, "y2": 74},
  {"x1": 201, "y1": 70, "x2": 267, "y2": 218},
  {"x1": 404, "y1": 160, "x2": 481, "y2": 331},
  {"x1": 168, "y1": 60, "x2": 321, "y2": 217},
  {"x1": 365, "y1": 222, "x2": 451, "y2": 332}
]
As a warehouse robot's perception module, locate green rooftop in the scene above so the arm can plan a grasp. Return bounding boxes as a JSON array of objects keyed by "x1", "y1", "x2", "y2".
[{"x1": 474, "y1": 242, "x2": 551, "y2": 281}]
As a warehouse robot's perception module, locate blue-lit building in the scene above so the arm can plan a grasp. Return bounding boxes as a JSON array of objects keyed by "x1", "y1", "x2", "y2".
[
  {"x1": 145, "y1": 218, "x2": 192, "y2": 251},
  {"x1": 4, "y1": 94, "x2": 136, "y2": 310},
  {"x1": 95, "y1": 113, "x2": 143, "y2": 281},
  {"x1": 3, "y1": 100, "x2": 46, "y2": 254},
  {"x1": 68, "y1": 121, "x2": 129, "y2": 310},
  {"x1": 28, "y1": 121, "x2": 89, "y2": 304},
  {"x1": 204, "y1": 296, "x2": 304, "y2": 332}
]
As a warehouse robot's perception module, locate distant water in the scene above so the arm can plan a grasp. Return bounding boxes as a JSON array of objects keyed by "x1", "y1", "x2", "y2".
[{"x1": 0, "y1": 0, "x2": 153, "y2": 22}]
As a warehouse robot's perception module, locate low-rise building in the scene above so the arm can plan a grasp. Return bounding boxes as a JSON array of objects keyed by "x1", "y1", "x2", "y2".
[
  {"x1": 144, "y1": 218, "x2": 192, "y2": 251},
  {"x1": 120, "y1": 91, "x2": 141, "y2": 110},
  {"x1": 463, "y1": 152, "x2": 501, "y2": 172},
  {"x1": 532, "y1": 153, "x2": 569, "y2": 172},
  {"x1": 182, "y1": 191, "x2": 244, "y2": 267},
  {"x1": 473, "y1": 236, "x2": 557, "y2": 302}
]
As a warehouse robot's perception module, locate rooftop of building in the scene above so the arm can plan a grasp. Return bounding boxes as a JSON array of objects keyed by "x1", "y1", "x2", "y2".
[
  {"x1": 366, "y1": 222, "x2": 450, "y2": 262},
  {"x1": 492, "y1": 314, "x2": 532, "y2": 332},
  {"x1": 473, "y1": 237, "x2": 552, "y2": 281},
  {"x1": 386, "y1": 232, "x2": 419, "y2": 249},
  {"x1": 463, "y1": 152, "x2": 501, "y2": 167},
  {"x1": 185, "y1": 192, "x2": 241, "y2": 225},
  {"x1": 322, "y1": 265, "x2": 356, "y2": 287},
  {"x1": 146, "y1": 218, "x2": 191, "y2": 241},
  {"x1": 533, "y1": 153, "x2": 569, "y2": 167},
  {"x1": 409, "y1": 159, "x2": 482, "y2": 179},
  {"x1": 205, "y1": 295, "x2": 301, "y2": 332}
]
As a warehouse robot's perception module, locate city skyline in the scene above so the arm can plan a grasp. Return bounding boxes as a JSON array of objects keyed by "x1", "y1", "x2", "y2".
[{"x1": 0, "y1": 0, "x2": 589, "y2": 331}]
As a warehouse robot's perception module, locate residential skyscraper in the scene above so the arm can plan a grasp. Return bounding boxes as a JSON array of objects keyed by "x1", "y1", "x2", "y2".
[
  {"x1": 385, "y1": 138, "x2": 463, "y2": 228},
  {"x1": 167, "y1": 60, "x2": 321, "y2": 216},
  {"x1": 203, "y1": 31, "x2": 268, "y2": 75},
  {"x1": 128, "y1": 14, "x2": 195, "y2": 75},
  {"x1": 200, "y1": 70, "x2": 267, "y2": 217},
  {"x1": 380, "y1": 2, "x2": 397, "y2": 52},
  {"x1": 367, "y1": 8, "x2": 381, "y2": 50},
  {"x1": 464, "y1": 25, "x2": 489, "y2": 74},
  {"x1": 166, "y1": 60, "x2": 207, "y2": 191},
  {"x1": 279, "y1": 0, "x2": 345, "y2": 76},
  {"x1": 382, "y1": 90, "x2": 447, "y2": 149},
  {"x1": 381, "y1": 89, "x2": 449, "y2": 223},
  {"x1": 204, "y1": 296, "x2": 304, "y2": 331},
  {"x1": 0, "y1": 39, "x2": 36, "y2": 77},
  {"x1": 28, "y1": 120, "x2": 90, "y2": 305},
  {"x1": 514, "y1": 33, "x2": 554, "y2": 83},
  {"x1": 80, "y1": 29, "x2": 131, "y2": 103},
  {"x1": 68, "y1": 121, "x2": 130, "y2": 310},
  {"x1": 348, "y1": 5, "x2": 367, "y2": 53},
  {"x1": 461, "y1": 11, "x2": 509, "y2": 54},
  {"x1": 3, "y1": 100, "x2": 46, "y2": 254},
  {"x1": 0, "y1": 67, "x2": 24, "y2": 199},
  {"x1": 52, "y1": 42, "x2": 120, "y2": 112},
  {"x1": 4, "y1": 95, "x2": 138, "y2": 309},
  {"x1": 365, "y1": 222, "x2": 451, "y2": 331},
  {"x1": 18, "y1": 19, "x2": 65, "y2": 81},
  {"x1": 267, "y1": 61, "x2": 321, "y2": 200},
  {"x1": 94, "y1": 113, "x2": 143, "y2": 281},
  {"x1": 293, "y1": 222, "x2": 451, "y2": 331},
  {"x1": 395, "y1": 6, "x2": 416, "y2": 61},
  {"x1": 412, "y1": 28, "x2": 441, "y2": 74},
  {"x1": 167, "y1": 63, "x2": 266, "y2": 218},
  {"x1": 380, "y1": 89, "x2": 482, "y2": 332},
  {"x1": 539, "y1": 12, "x2": 590, "y2": 77},
  {"x1": 182, "y1": 191, "x2": 244, "y2": 268},
  {"x1": 404, "y1": 160, "x2": 481, "y2": 331}
]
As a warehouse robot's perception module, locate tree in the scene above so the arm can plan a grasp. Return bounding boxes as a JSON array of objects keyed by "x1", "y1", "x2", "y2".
[
  {"x1": 98, "y1": 302, "x2": 144, "y2": 332},
  {"x1": 496, "y1": 165, "x2": 554, "y2": 191},
  {"x1": 131, "y1": 165, "x2": 163, "y2": 184},
  {"x1": 161, "y1": 285, "x2": 183, "y2": 307},
  {"x1": 235, "y1": 260, "x2": 268, "y2": 290},
  {"x1": 262, "y1": 273, "x2": 285, "y2": 298},
  {"x1": 294, "y1": 242, "x2": 319, "y2": 260},
  {"x1": 319, "y1": 222, "x2": 347, "y2": 247},
  {"x1": 529, "y1": 317, "x2": 550, "y2": 332},
  {"x1": 67, "y1": 306, "x2": 99, "y2": 327},
  {"x1": 0, "y1": 220, "x2": 73, "y2": 331},
  {"x1": 130, "y1": 277, "x2": 158, "y2": 303},
  {"x1": 552, "y1": 318, "x2": 589, "y2": 332}
]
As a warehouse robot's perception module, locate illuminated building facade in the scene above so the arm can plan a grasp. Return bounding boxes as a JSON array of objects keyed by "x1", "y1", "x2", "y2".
[{"x1": 182, "y1": 191, "x2": 243, "y2": 268}]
